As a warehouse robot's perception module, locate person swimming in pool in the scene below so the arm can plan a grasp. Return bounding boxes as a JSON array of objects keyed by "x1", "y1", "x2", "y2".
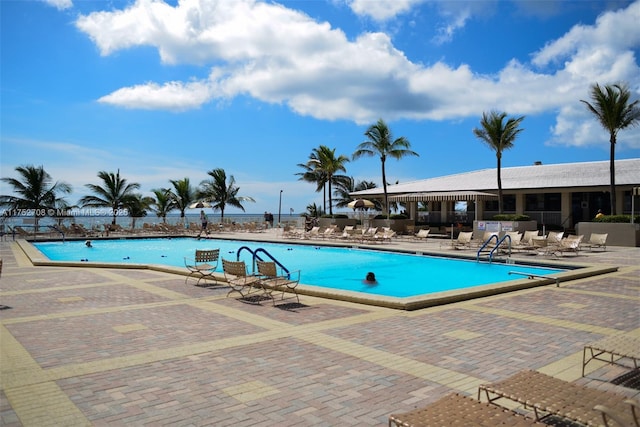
[
  {"x1": 363, "y1": 271, "x2": 377, "y2": 284},
  {"x1": 85, "y1": 240, "x2": 92, "y2": 248}
]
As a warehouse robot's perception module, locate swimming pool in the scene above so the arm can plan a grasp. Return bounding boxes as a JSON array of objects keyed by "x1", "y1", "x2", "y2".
[{"x1": 32, "y1": 237, "x2": 565, "y2": 299}]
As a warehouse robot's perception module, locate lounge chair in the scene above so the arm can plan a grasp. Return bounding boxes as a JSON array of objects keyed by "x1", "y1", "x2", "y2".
[
  {"x1": 256, "y1": 260, "x2": 300, "y2": 305},
  {"x1": 513, "y1": 230, "x2": 540, "y2": 252},
  {"x1": 440, "y1": 231, "x2": 473, "y2": 250},
  {"x1": 585, "y1": 233, "x2": 608, "y2": 252},
  {"x1": 222, "y1": 258, "x2": 264, "y2": 300},
  {"x1": 582, "y1": 333, "x2": 640, "y2": 377},
  {"x1": 546, "y1": 230, "x2": 565, "y2": 246},
  {"x1": 412, "y1": 228, "x2": 430, "y2": 241},
  {"x1": 184, "y1": 249, "x2": 219, "y2": 286},
  {"x1": 478, "y1": 370, "x2": 639, "y2": 426},
  {"x1": 389, "y1": 392, "x2": 545, "y2": 427},
  {"x1": 551, "y1": 234, "x2": 583, "y2": 256}
]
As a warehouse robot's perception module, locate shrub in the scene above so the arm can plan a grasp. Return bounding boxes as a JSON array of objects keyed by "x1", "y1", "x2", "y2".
[
  {"x1": 492, "y1": 214, "x2": 531, "y2": 221},
  {"x1": 373, "y1": 214, "x2": 408, "y2": 220},
  {"x1": 594, "y1": 215, "x2": 640, "y2": 223},
  {"x1": 320, "y1": 214, "x2": 349, "y2": 219}
]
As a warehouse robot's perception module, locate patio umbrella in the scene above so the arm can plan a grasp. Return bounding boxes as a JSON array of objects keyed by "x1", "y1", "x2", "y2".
[
  {"x1": 348, "y1": 199, "x2": 375, "y2": 209},
  {"x1": 188, "y1": 201, "x2": 213, "y2": 209}
]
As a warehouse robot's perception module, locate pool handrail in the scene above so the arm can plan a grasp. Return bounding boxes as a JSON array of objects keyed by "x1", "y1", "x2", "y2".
[
  {"x1": 236, "y1": 246, "x2": 291, "y2": 278},
  {"x1": 508, "y1": 270, "x2": 560, "y2": 287},
  {"x1": 477, "y1": 234, "x2": 512, "y2": 263}
]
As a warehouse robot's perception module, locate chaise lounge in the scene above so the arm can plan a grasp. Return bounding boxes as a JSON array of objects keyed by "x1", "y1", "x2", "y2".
[
  {"x1": 582, "y1": 333, "x2": 640, "y2": 377},
  {"x1": 389, "y1": 392, "x2": 545, "y2": 427},
  {"x1": 478, "y1": 370, "x2": 639, "y2": 426}
]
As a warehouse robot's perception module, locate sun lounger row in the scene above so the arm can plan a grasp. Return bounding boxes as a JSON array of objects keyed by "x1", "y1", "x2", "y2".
[
  {"x1": 390, "y1": 333, "x2": 640, "y2": 427},
  {"x1": 283, "y1": 225, "x2": 396, "y2": 243}
]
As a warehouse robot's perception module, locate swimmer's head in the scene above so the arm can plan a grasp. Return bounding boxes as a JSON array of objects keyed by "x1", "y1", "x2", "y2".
[{"x1": 365, "y1": 272, "x2": 376, "y2": 282}]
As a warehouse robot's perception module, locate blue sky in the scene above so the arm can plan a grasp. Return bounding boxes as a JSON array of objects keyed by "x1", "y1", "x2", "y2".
[{"x1": 2, "y1": 0, "x2": 640, "y2": 216}]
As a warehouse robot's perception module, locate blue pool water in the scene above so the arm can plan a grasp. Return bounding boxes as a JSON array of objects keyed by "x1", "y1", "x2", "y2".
[{"x1": 33, "y1": 238, "x2": 564, "y2": 298}]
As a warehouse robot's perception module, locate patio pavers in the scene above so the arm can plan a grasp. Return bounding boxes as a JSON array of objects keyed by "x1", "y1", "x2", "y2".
[{"x1": 1, "y1": 236, "x2": 639, "y2": 426}]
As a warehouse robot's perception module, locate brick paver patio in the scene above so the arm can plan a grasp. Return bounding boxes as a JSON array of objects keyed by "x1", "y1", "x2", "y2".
[{"x1": 1, "y1": 232, "x2": 638, "y2": 426}]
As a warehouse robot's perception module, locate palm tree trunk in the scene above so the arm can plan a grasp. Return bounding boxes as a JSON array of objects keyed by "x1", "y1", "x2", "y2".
[
  {"x1": 327, "y1": 177, "x2": 333, "y2": 215},
  {"x1": 610, "y1": 135, "x2": 617, "y2": 215},
  {"x1": 381, "y1": 160, "x2": 388, "y2": 219},
  {"x1": 496, "y1": 155, "x2": 503, "y2": 214}
]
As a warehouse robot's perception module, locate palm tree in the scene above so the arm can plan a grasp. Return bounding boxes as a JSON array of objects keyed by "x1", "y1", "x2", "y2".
[
  {"x1": 333, "y1": 176, "x2": 379, "y2": 210},
  {"x1": 169, "y1": 178, "x2": 195, "y2": 221},
  {"x1": 0, "y1": 165, "x2": 72, "y2": 231},
  {"x1": 125, "y1": 193, "x2": 154, "y2": 230},
  {"x1": 197, "y1": 168, "x2": 254, "y2": 221},
  {"x1": 308, "y1": 146, "x2": 349, "y2": 215},
  {"x1": 296, "y1": 161, "x2": 328, "y2": 212},
  {"x1": 353, "y1": 119, "x2": 418, "y2": 219},
  {"x1": 151, "y1": 188, "x2": 175, "y2": 223},
  {"x1": 581, "y1": 83, "x2": 640, "y2": 215},
  {"x1": 79, "y1": 170, "x2": 140, "y2": 225},
  {"x1": 473, "y1": 111, "x2": 525, "y2": 214}
]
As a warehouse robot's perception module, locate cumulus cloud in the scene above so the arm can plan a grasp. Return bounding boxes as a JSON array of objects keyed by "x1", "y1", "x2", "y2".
[{"x1": 76, "y1": 0, "x2": 640, "y2": 148}]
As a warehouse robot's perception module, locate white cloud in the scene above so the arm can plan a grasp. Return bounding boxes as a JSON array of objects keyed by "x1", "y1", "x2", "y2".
[
  {"x1": 346, "y1": 0, "x2": 422, "y2": 21},
  {"x1": 97, "y1": 80, "x2": 213, "y2": 111},
  {"x1": 76, "y1": 0, "x2": 640, "y2": 147},
  {"x1": 41, "y1": 0, "x2": 73, "y2": 11}
]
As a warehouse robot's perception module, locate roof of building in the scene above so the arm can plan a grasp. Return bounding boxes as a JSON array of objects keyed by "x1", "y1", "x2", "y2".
[{"x1": 352, "y1": 158, "x2": 640, "y2": 197}]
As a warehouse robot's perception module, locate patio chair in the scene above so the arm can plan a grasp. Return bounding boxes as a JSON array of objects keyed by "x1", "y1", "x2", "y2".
[
  {"x1": 256, "y1": 260, "x2": 300, "y2": 305},
  {"x1": 184, "y1": 249, "x2": 219, "y2": 286},
  {"x1": 440, "y1": 231, "x2": 473, "y2": 250},
  {"x1": 584, "y1": 233, "x2": 608, "y2": 252},
  {"x1": 478, "y1": 370, "x2": 639, "y2": 426},
  {"x1": 412, "y1": 228, "x2": 430, "y2": 241},
  {"x1": 513, "y1": 230, "x2": 540, "y2": 252},
  {"x1": 222, "y1": 258, "x2": 264, "y2": 300},
  {"x1": 582, "y1": 333, "x2": 640, "y2": 377},
  {"x1": 551, "y1": 234, "x2": 583, "y2": 256},
  {"x1": 389, "y1": 392, "x2": 545, "y2": 427}
]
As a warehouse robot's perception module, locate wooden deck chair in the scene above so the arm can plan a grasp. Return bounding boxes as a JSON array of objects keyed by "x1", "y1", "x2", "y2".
[
  {"x1": 184, "y1": 249, "x2": 219, "y2": 286},
  {"x1": 585, "y1": 233, "x2": 608, "y2": 252},
  {"x1": 256, "y1": 260, "x2": 300, "y2": 305},
  {"x1": 478, "y1": 370, "x2": 639, "y2": 426},
  {"x1": 389, "y1": 392, "x2": 545, "y2": 427},
  {"x1": 582, "y1": 333, "x2": 640, "y2": 377},
  {"x1": 222, "y1": 258, "x2": 263, "y2": 300}
]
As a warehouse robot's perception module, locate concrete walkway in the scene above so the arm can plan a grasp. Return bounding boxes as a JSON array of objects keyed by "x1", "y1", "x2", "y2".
[{"x1": 1, "y1": 232, "x2": 639, "y2": 426}]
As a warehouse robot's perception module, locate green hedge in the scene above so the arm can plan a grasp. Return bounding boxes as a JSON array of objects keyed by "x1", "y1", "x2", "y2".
[
  {"x1": 373, "y1": 214, "x2": 408, "y2": 220},
  {"x1": 492, "y1": 214, "x2": 531, "y2": 221},
  {"x1": 593, "y1": 215, "x2": 640, "y2": 223},
  {"x1": 320, "y1": 214, "x2": 349, "y2": 219}
]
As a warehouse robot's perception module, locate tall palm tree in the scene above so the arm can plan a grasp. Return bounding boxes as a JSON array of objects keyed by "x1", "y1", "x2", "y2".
[
  {"x1": 473, "y1": 111, "x2": 525, "y2": 214},
  {"x1": 309, "y1": 146, "x2": 349, "y2": 215},
  {"x1": 353, "y1": 119, "x2": 418, "y2": 219},
  {"x1": 79, "y1": 170, "x2": 140, "y2": 225},
  {"x1": 151, "y1": 188, "x2": 175, "y2": 223},
  {"x1": 197, "y1": 168, "x2": 254, "y2": 221},
  {"x1": 169, "y1": 178, "x2": 195, "y2": 220},
  {"x1": 0, "y1": 165, "x2": 72, "y2": 231},
  {"x1": 581, "y1": 82, "x2": 640, "y2": 215}
]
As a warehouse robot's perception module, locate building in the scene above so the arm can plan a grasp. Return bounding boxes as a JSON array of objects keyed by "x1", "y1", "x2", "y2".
[{"x1": 350, "y1": 158, "x2": 640, "y2": 229}]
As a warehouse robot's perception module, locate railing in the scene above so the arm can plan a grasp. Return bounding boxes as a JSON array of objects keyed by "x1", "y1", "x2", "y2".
[
  {"x1": 236, "y1": 246, "x2": 290, "y2": 278},
  {"x1": 476, "y1": 234, "x2": 511, "y2": 263},
  {"x1": 508, "y1": 271, "x2": 560, "y2": 287}
]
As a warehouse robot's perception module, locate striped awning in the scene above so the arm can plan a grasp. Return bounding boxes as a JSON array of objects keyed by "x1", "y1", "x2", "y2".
[{"x1": 388, "y1": 191, "x2": 498, "y2": 202}]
